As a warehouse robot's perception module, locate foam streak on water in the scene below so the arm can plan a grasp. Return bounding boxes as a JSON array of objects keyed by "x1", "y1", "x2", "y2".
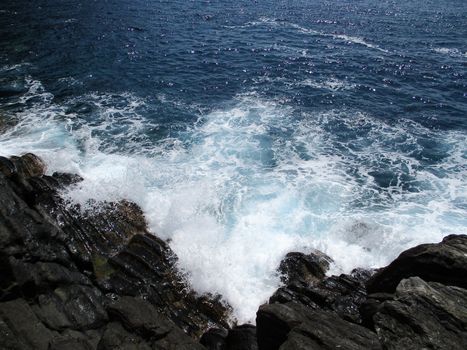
[
  {"x1": 0, "y1": 79, "x2": 465, "y2": 323},
  {"x1": 237, "y1": 17, "x2": 389, "y2": 53}
]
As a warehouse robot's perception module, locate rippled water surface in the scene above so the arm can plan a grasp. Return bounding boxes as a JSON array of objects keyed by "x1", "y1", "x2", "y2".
[{"x1": 1, "y1": 0, "x2": 466, "y2": 322}]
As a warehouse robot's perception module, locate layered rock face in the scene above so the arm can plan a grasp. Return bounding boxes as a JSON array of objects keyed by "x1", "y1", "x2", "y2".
[
  {"x1": 0, "y1": 153, "x2": 229, "y2": 349},
  {"x1": 1, "y1": 153, "x2": 466, "y2": 350}
]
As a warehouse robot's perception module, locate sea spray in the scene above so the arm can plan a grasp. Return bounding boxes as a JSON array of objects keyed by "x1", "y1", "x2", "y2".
[{"x1": 1, "y1": 84, "x2": 465, "y2": 322}]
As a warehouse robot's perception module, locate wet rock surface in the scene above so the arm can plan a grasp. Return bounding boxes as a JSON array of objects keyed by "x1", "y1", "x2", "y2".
[
  {"x1": 257, "y1": 302, "x2": 382, "y2": 350},
  {"x1": 253, "y1": 236, "x2": 467, "y2": 350},
  {"x1": 0, "y1": 153, "x2": 229, "y2": 349},
  {"x1": 366, "y1": 234, "x2": 467, "y2": 293},
  {"x1": 368, "y1": 277, "x2": 467, "y2": 349},
  {"x1": 278, "y1": 250, "x2": 332, "y2": 285},
  {"x1": 271, "y1": 250, "x2": 372, "y2": 324},
  {"x1": 1, "y1": 153, "x2": 467, "y2": 349}
]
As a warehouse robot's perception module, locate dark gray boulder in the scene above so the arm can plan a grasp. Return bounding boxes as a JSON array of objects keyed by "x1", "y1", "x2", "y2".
[
  {"x1": 367, "y1": 235, "x2": 467, "y2": 293},
  {"x1": 200, "y1": 327, "x2": 228, "y2": 350},
  {"x1": 278, "y1": 250, "x2": 332, "y2": 285},
  {"x1": 224, "y1": 324, "x2": 258, "y2": 350}
]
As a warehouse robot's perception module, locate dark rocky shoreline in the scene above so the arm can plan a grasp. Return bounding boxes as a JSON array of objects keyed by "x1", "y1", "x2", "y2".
[{"x1": 1, "y1": 153, "x2": 466, "y2": 349}]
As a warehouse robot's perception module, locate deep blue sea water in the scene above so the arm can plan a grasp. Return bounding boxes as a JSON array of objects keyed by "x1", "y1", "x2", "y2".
[{"x1": 0, "y1": 0, "x2": 466, "y2": 322}]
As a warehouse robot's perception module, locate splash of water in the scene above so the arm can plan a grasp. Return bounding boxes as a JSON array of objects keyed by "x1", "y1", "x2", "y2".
[{"x1": 0, "y1": 79, "x2": 465, "y2": 323}]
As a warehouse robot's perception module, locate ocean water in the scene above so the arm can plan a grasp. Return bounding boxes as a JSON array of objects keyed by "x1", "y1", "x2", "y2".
[{"x1": 0, "y1": 0, "x2": 466, "y2": 323}]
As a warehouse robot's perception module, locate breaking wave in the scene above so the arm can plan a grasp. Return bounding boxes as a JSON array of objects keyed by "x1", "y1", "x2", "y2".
[{"x1": 0, "y1": 77, "x2": 465, "y2": 322}]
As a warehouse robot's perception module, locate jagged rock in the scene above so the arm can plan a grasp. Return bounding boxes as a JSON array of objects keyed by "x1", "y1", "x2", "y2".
[
  {"x1": 256, "y1": 302, "x2": 381, "y2": 350},
  {"x1": 367, "y1": 235, "x2": 467, "y2": 293},
  {"x1": 152, "y1": 330, "x2": 206, "y2": 350},
  {"x1": 359, "y1": 292, "x2": 393, "y2": 329},
  {"x1": 98, "y1": 233, "x2": 231, "y2": 336},
  {"x1": 278, "y1": 250, "x2": 332, "y2": 285},
  {"x1": 0, "y1": 153, "x2": 45, "y2": 178},
  {"x1": 271, "y1": 268, "x2": 372, "y2": 323},
  {"x1": 51, "y1": 172, "x2": 84, "y2": 186},
  {"x1": 367, "y1": 277, "x2": 467, "y2": 350}
]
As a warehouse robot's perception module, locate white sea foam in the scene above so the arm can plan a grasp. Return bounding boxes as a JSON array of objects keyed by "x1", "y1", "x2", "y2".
[
  {"x1": 0, "y1": 63, "x2": 32, "y2": 73},
  {"x1": 252, "y1": 75, "x2": 355, "y2": 91},
  {"x1": 57, "y1": 76, "x2": 83, "y2": 86},
  {"x1": 433, "y1": 47, "x2": 467, "y2": 58},
  {"x1": 330, "y1": 34, "x2": 388, "y2": 53},
  {"x1": 299, "y1": 78, "x2": 356, "y2": 91},
  {"x1": 0, "y1": 82, "x2": 465, "y2": 323},
  {"x1": 239, "y1": 17, "x2": 388, "y2": 53}
]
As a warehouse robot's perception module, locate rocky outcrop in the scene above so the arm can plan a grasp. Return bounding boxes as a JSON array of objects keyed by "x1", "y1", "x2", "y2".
[
  {"x1": 359, "y1": 235, "x2": 467, "y2": 349},
  {"x1": 253, "y1": 250, "x2": 377, "y2": 350},
  {"x1": 0, "y1": 153, "x2": 229, "y2": 349},
  {"x1": 257, "y1": 302, "x2": 381, "y2": 350},
  {"x1": 366, "y1": 234, "x2": 467, "y2": 293},
  {"x1": 365, "y1": 277, "x2": 467, "y2": 349},
  {"x1": 278, "y1": 250, "x2": 331, "y2": 285},
  {"x1": 2, "y1": 152, "x2": 467, "y2": 350},
  {"x1": 253, "y1": 236, "x2": 467, "y2": 350},
  {"x1": 271, "y1": 250, "x2": 372, "y2": 324}
]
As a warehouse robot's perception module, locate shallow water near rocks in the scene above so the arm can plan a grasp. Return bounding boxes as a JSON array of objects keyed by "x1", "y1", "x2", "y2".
[{"x1": 0, "y1": 0, "x2": 466, "y2": 322}]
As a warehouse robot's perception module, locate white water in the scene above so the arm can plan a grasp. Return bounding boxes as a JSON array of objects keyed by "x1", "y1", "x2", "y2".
[
  {"x1": 0, "y1": 78, "x2": 466, "y2": 323},
  {"x1": 433, "y1": 47, "x2": 467, "y2": 59},
  {"x1": 235, "y1": 17, "x2": 389, "y2": 53}
]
